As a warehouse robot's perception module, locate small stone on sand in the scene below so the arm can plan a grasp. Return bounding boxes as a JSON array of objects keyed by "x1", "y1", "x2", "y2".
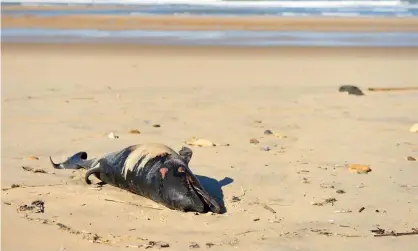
[
  {"x1": 249, "y1": 138, "x2": 259, "y2": 144},
  {"x1": 128, "y1": 129, "x2": 141, "y2": 134},
  {"x1": 407, "y1": 156, "x2": 416, "y2": 161},
  {"x1": 107, "y1": 132, "x2": 119, "y2": 139},
  {"x1": 264, "y1": 130, "x2": 273, "y2": 135},
  {"x1": 260, "y1": 146, "x2": 271, "y2": 151},
  {"x1": 338, "y1": 85, "x2": 364, "y2": 96}
]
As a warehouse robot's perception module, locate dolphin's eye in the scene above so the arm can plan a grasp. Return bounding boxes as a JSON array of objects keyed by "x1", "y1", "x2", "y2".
[{"x1": 177, "y1": 167, "x2": 185, "y2": 173}]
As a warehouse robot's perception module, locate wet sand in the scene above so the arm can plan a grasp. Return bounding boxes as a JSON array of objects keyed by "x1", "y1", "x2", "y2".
[
  {"x1": 3, "y1": 14, "x2": 418, "y2": 31},
  {"x1": 2, "y1": 43, "x2": 418, "y2": 251}
]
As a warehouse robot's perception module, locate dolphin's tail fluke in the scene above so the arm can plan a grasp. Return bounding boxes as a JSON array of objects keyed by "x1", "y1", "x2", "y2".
[{"x1": 49, "y1": 151, "x2": 90, "y2": 170}]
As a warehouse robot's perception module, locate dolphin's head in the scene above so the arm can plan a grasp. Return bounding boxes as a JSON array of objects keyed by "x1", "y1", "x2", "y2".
[{"x1": 155, "y1": 158, "x2": 223, "y2": 214}]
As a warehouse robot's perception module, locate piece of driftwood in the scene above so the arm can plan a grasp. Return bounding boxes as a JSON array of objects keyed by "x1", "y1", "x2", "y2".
[
  {"x1": 374, "y1": 231, "x2": 418, "y2": 237},
  {"x1": 372, "y1": 228, "x2": 418, "y2": 237},
  {"x1": 368, "y1": 87, "x2": 418, "y2": 92}
]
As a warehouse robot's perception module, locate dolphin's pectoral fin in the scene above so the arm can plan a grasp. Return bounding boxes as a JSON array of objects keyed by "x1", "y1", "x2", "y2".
[
  {"x1": 179, "y1": 146, "x2": 193, "y2": 164},
  {"x1": 185, "y1": 171, "x2": 222, "y2": 214}
]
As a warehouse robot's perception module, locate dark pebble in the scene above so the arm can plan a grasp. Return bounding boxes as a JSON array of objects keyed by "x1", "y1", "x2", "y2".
[
  {"x1": 338, "y1": 85, "x2": 364, "y2": 96},
  {"x1": 264, "y1": 130, "x2": 273, "y2": 135}
]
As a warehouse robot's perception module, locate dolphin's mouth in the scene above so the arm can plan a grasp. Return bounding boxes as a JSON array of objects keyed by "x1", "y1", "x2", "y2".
[{"x1": 186, "y1": 173, "x2": 223, "y2": 214}]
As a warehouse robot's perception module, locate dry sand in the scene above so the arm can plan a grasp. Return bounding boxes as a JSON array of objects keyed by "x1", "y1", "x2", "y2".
[
  {"x1": 3, "y1": 14, "x2": 418, "y2": 31},
  {"x1": 2, "y1": 43, "x2": 418, "y2": 251}
]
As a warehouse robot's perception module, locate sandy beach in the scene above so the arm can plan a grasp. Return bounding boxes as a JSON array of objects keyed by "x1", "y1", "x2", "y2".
[
  {"x1": 2, "y1": 43, "x2": 418, "y2": 250},
  {"x1": 3, "y1": 14, "x2": 418, "y2": 31}
]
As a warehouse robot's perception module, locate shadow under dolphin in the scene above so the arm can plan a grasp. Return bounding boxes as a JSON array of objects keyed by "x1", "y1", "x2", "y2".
[{"x1": 196, "y1": 176, "x2": 234, "y2": 213}]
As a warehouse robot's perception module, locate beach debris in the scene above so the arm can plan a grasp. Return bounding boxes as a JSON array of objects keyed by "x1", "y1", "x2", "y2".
[
  {"x1": 185, "y1": 137, "x2": 229, "y2": 147},
  {"x1": 407, "y1": 156, "x2": 416, "y2": 161},
  {"x1": 3, "y1": 202, "x2": 12, "y2": 205},
  {"x1": 262, "y1": 204, "x2": 276, "y2": 214},
  {"x1": 368, "y1": 87, "x2": 418, "y2": 92},
  {"x1": 55, "y1": 222, "x2": 111, "y2": 244},
  {"x1": 107, "y1": 132, "x2": 119, "y2": 139},
  {"x1": 253, "y1": 218, "x2": 260, "y2": 222},
  {"x1": 189, "y1": 242, "x2": 200, "y2": 248},
  {"x1": 310, "y1": 229, "x2": 333, "y2": 236},
  {"x1": 338, "y1": 85, "x2": 364, "y2": 96},
  {"x1": 21, "y1": 166, "x2": 52, "y2": 174},
  {"x1": 18, "y1": 200, "x2": 45, "y2": 213},
  {"x1": 22, "y1": 166, "x2": 34, "y2": 172},
  {"x1": 268, "y1": 217, "x2": 282, "y2": 223},
  {"x1": 57, "y1": 223, "x2": 71, "y2": 231},
  {"x1": 2, "y1": 184, "x2": 21, "y2": 191},
  {"x1": 260, "y1": 146, "x2": 271, "y2": 151},
  {"x1": 358, "y1": 207, "x2": 366, "y2": 213},
  {"x1": 104, "y1": 198, "x2": 162, "y2": 210},
  {"x1": 320, "y1": 183, "x2": 335, "y2": 189},
  {"x1": 263, "y1": 129, "x2": 287, "y2": 138},
  {"x1": 205, "y1": 243, "x2": 215, "y2": 248},
  {"x1": 231, "y1": 196, "x2": 241, "y2": 202},
  {"x1": 126, "y1": 244, "x2": 141, "y2": 248},
  {"x1": 152, "y1": 124, "x2": 161, "y2": 128},
  {"x1": 371, "y1": 227, "x2": 418, "y2": 237},
  {"x1": 312, "y1": 198, "x2": 337, "y2": 206},
  {"x1": 145, "y1": 241, "x2": 169, "y2": 248},
  {"x1": 348, "y1": 164, "x2": 371, "y2": 174},
  {"x1": 186, "y1": 137, "x2": 215, "y2": 147},
  {"x1": 249, "y1": 138, "x2": 260, "y2": 144},
  {"x1": 27, "y1": 156, "x2": 39, "y2": 160},
  {"x1": 249, "y1": 201, "x2": 276, "y2": 214},
  {"x1": 409, "y1": 123, "x2": 418, "y2": 133},
  {"x1": 336, "y1": 189, "x2": 346, "y2": 194},
  {"x1": 264, "y1": 130, "x2": 273, "y2": 135},
  {"x1": 128, "y1": 129, "x2": 141, "y2": 134},
  {"x1": 334, "y1": 210, "x2": 352, "y2": 213}
]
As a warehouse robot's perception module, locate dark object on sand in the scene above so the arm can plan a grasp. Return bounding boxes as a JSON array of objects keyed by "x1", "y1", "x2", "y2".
[
  {"x1": 372, "y1": 227, "x2": 418, "y2": 237},
  {"x1": 50, "y1": 143, "x2": 223, "y2": 214},
  {"x1": 339, "y1": 85, "x2": 364, "y2": 96},
  {"x1": 18, "y1": 200, "x2": 45, "y2": 213}
]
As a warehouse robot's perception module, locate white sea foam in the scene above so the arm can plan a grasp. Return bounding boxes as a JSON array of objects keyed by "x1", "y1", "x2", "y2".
[
  {"x1": 3, "y1": 0, "x2": 403, "y2": 8},
  {"x1": 3, "y1": 28, "x2": 418, "y2": 47}
]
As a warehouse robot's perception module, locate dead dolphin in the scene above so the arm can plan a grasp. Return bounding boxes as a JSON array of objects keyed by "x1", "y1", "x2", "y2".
[{"x1": 49, "y1": 143, "x2": 222, "y2": 214}]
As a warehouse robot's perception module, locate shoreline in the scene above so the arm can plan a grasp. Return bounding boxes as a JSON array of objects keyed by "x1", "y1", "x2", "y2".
[
  {"x1": 4, "y1": 42, "x2": 418, "y2": 53},
  {"x1": 3, "y1": 15, "x2": 418, "y2": 32}
]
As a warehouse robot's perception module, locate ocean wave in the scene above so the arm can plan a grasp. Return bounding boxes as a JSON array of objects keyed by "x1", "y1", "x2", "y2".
[
  {"x1": 3, "y1": 28, "x2": 418, "y2": 47},
  {"x1": 3, "y1": 0, "x2": 403, "y2": 8}
]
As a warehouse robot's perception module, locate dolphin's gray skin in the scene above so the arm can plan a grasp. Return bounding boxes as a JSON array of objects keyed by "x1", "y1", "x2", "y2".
[{"x1": 49, "y1": 143, "x2": 222, "y2": 214}]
